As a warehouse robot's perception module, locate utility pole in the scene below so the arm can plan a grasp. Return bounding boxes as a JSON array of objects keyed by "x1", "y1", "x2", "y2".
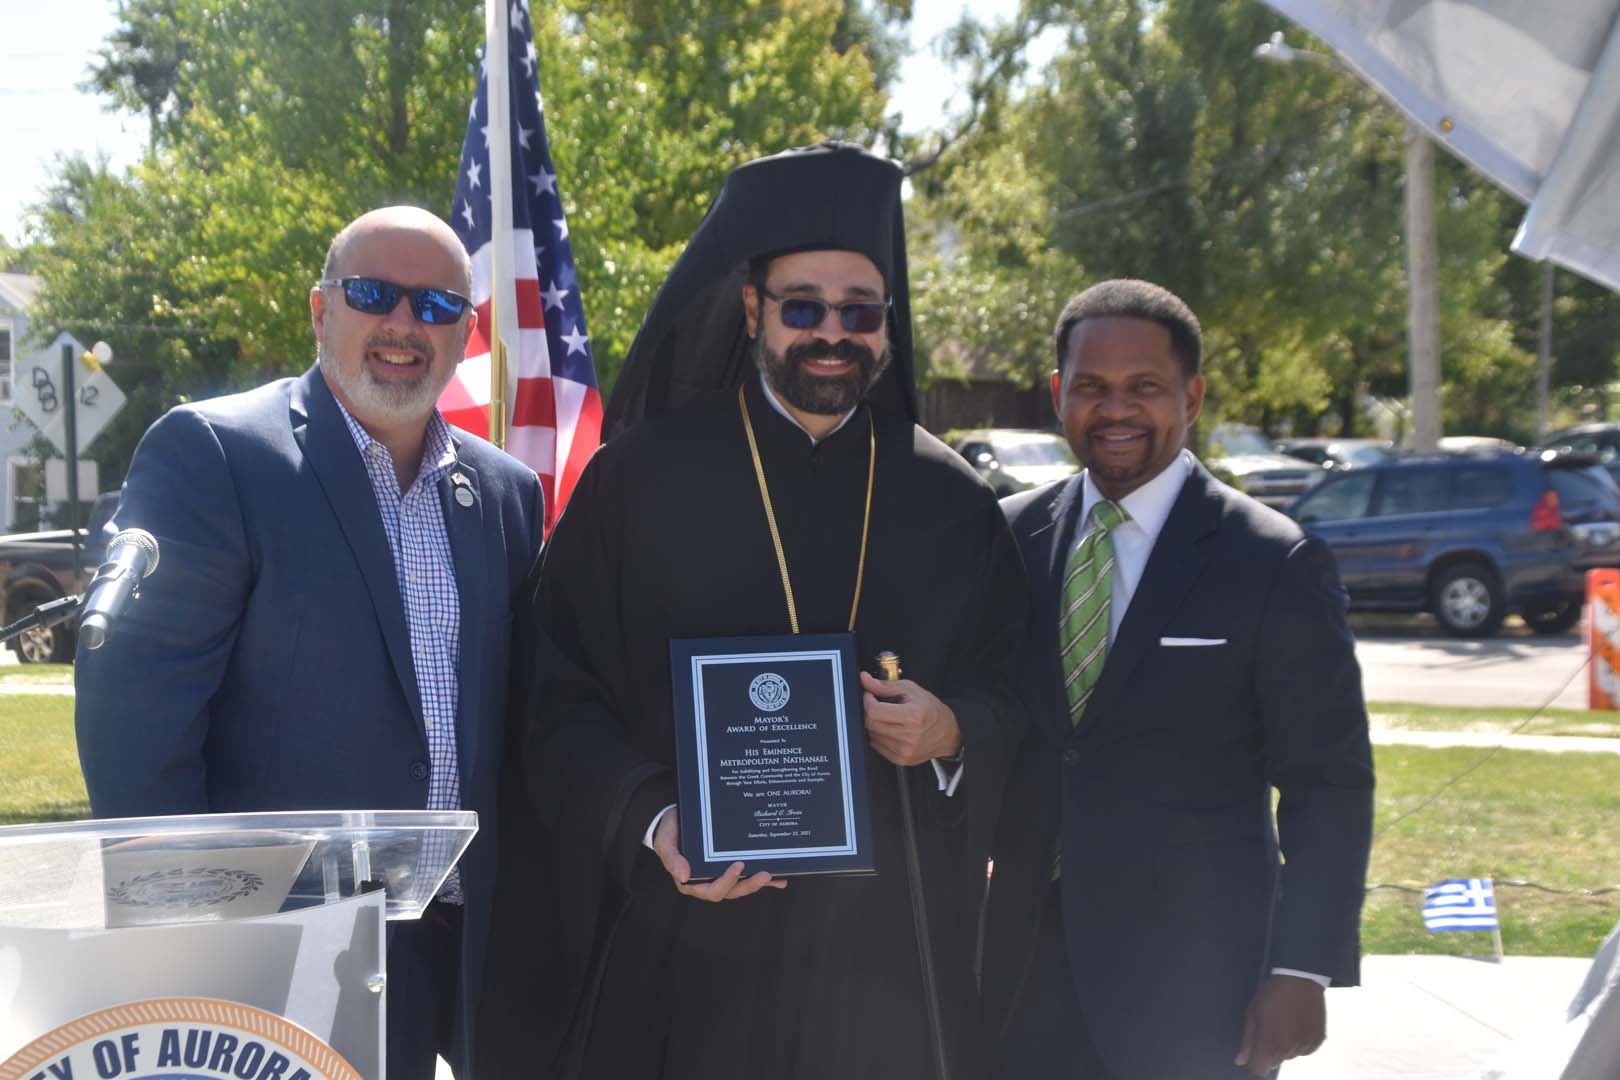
[
  {"x1": 1536, "y1": 263, "x2": 1554, "y2": 438},
  {"x1": 61, "y1": 343, "x2": 82, "y2": 581},
  {"x1": 1257, "y1": 34, "x2": 1444, "y2": 451},
  {"x1": 1403, "y1": 125, "x2": 1442, "y2": 452}
]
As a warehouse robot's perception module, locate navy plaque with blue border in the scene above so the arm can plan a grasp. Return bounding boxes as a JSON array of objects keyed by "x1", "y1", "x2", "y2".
[{"x1": 670, "y1": 632, "x2": 874, "y2": 880}]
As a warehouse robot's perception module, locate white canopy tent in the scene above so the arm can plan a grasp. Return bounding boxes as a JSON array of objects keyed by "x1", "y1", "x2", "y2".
[
  {"x1": 1264, "y1": 0, "x2": 1620, "y2": 293},
  {"x1": 1479, "y1": 918, "x2": 1620, "y2": 1079}
]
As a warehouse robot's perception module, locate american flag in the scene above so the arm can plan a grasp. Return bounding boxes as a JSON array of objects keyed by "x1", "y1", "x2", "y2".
[
  {"x1": 440, "y1": 0, "x2": 600, "y2": 531},
  {"x1": 1422, "y1": 877, "x2": 1500, "y2": 931}
]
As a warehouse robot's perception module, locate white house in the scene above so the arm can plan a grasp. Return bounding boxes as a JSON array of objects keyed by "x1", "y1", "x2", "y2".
[{"x1": 0, "y1": 273, "x2": 51, "y2": 528}]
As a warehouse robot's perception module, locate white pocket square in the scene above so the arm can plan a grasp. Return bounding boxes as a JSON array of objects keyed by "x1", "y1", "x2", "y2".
[{"x1": 1159, "y1": 636, "x2": 1227, "y2": 647}]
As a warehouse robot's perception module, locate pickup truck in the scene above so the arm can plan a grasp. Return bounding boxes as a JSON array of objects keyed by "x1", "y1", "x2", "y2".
[{"x1": 0, "y1": 492, "x2": 120, "y2": 662}]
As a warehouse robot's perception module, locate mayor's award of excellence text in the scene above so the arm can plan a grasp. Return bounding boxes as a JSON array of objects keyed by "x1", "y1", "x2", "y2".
[{"x1": 670, "y1": 633, "x2": 874, "y2": 880}]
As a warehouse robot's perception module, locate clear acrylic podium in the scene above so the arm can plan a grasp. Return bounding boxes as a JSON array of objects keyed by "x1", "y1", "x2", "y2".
[{"x1": 0, "y1": 809, "x2": 477, "y2": 1080}]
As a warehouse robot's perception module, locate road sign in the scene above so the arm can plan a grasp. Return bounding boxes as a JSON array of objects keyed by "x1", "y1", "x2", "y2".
[{"x1": 13, "y1": 332, "x2": 127, "y2": 455}]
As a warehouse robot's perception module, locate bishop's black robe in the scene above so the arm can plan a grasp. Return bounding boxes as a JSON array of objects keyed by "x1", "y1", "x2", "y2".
[{"x1": 486, "y1": 377, "x2": 1025, "y2": 1079}]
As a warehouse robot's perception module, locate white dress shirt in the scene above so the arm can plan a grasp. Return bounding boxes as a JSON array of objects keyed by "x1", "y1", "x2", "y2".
[
  {"x1": 1071, "y1": 451, "x2": 1329, "y2": 989},
  {"x1": 1072, "y1": 450, "x2": 1193, "y2": 644}
]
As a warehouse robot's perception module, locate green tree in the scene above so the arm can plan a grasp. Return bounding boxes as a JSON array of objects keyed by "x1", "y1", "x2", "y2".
[
  {"x1": 0, "y1": 235, "x2": 32, "y2": 274},
  {"x1": 908, "y1": 120, "x2": 1083, "y2": 390},
  {"x1": 531, "y1": 0, "x2": 895, "y2": 379},
  {"x1": 84, "y1": 0, "x2": 189, "y2": 152},
  {"x1": 24, "y1": 156, "x2": 240, "y2": 485},
  {"x1": 908, "y1": 0, "x2": 1570, "y2": 446},
  {"x1": 28, "y1": 0, "x2": 898, "y2": 487}
]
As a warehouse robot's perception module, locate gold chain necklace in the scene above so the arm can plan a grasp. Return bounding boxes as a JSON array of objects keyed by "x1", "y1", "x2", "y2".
[{"x1": 738, "y1": 382, "x2": 875, "y2": 635}]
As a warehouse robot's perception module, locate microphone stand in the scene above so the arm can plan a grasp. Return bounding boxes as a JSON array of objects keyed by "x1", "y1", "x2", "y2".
[{"x1": 0, "y1": 594, "x2": 84, "y2": 648}]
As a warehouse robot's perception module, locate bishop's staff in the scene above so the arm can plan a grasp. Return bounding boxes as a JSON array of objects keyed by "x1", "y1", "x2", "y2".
[{"x1": 877, "y1": 650, "x2": 950, "y2": 1080}]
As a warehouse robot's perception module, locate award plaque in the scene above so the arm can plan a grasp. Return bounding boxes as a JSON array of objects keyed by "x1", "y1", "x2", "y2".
[{"x1": 670, "y1": 633, "x2": 874, "y2": 880}]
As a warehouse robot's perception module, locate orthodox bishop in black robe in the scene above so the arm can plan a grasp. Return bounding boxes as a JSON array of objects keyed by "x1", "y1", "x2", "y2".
[{"x1": 480, "y1": 144, "x2": 1024, "y2": 1080}]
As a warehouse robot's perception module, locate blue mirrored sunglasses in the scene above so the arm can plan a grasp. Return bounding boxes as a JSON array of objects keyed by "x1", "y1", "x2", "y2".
[
  {"x1": 757, "y1": 286, "x2": 891, "y2": 334},
  {"x1": 319, "y1": 276, "x2": 472, "y2": 325}
]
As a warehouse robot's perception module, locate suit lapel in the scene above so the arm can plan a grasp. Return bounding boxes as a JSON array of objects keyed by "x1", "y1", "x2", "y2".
[
  {"x1": 1027, "y1": 475, "x2": 1085, "y2": 746},
  {"x1": 440, "y1": 447, "x2": 487, "y2": 786},
  {"x1": 1073, "y1": 462, "x2": 1222, "y2": 736},
  {"x1": 291, "y1": 367, "x2": 425, "y2": 729}
]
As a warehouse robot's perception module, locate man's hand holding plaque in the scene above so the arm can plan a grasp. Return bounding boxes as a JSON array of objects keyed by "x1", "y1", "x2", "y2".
[
  {"x1": 858, "y1": 671, "x2": 962, "y2": 766},
  {"x1": 669, "y1": 635, "x2": 876, "y2": 881},
  {"x1": 651, "y1": 811, "x2": 788, "y2": 901}
]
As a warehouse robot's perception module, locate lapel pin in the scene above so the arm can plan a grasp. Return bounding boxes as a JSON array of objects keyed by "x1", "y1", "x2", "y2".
[{"x1": 451, "y1": 472, "x2": 476, "y2": 508}]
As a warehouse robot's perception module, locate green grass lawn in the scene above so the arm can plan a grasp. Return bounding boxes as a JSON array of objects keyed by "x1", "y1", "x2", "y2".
[
  {"x1": 1366, "y1": 743, "x2": 1620, "y2": 957},
  {"x1": 0, "y1": 693, "x2": 87, "y2": 824},
  {"x1": 1368, "y1": 699, "x2": 1620, "y2": 738},
  {"x1": 3, "y1": 691, "x2": 1618, "y2": 956}
]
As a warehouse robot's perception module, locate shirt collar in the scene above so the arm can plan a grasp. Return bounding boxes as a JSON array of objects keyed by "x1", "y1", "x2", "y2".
[
  {"x1": 1080, "y1": 450, "x2": 1191, "y2": 543},
  {"x1": 333, "y1": 397, "x2": 460, "y2": 489},
  {"x1": 758, "y1": 372, "x2": 856, "y2": 445}
]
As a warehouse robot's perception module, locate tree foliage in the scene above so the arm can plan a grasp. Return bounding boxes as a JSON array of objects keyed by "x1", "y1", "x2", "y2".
[
  {"x1": 21, "y1": 0, "x2": 1620, "y2": 490},
  {"x1": 24, "y1": 0, "x2": 901, "y2": 484},
  {"x1": 83, "y1": 0, "x2": 190, "y2": 151},
  {"x1": 910, "y1": 0, "x2": 1613, "y2": 444}
]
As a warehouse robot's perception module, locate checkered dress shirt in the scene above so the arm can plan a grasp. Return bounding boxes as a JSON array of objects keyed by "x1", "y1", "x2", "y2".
[{"x1": 337, "y1": 400, "x2": 464, "y2": 904}]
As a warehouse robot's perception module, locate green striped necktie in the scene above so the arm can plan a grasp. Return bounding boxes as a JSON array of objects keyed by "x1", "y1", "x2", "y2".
[{"x1": 1060, "y1": 499, "x2": 1128, "y2": 726}]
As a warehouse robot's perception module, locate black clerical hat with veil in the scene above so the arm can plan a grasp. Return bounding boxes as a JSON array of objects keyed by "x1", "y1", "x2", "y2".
[{"x1": 603, "y1": 142, "x2": 917, "y2": 439}]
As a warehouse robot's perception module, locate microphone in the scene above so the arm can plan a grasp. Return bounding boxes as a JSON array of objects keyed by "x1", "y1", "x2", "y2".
[{"x1": 79, "y1": 529, "x2": 161, "y2": 651}]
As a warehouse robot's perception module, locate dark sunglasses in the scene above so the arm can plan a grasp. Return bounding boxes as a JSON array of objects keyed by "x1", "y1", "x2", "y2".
[
  {"x1": 757, "y1": 286, "x2": 891, "y2": 334},
  {"x1": 319, "y1": 276, "x2": 473, "y2": 325}
]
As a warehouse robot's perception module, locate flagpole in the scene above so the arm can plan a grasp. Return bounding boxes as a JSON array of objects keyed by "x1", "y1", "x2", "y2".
[{"x1": 484, "y1": 0, "x2": 512, "y2": 448}]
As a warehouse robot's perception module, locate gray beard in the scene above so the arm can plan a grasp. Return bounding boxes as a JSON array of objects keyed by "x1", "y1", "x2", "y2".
[{"x1": 318, "y1": 341, "x2": 444, "y2": 424}]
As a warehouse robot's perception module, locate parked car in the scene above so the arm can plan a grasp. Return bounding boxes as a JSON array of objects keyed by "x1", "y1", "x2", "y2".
[
  {"x1": 0, "y1": 491, "x2": 121, "y2": 662},
  {"x1": 1206, "y1": 424, "x2": 1326, "y2": 510},
  {"x1": 1437, "y1": 435, "x2": 1519, "y2": 452},
  {"x1": 948, "y1": 429, "x2": 1078, "y2": 496},
  {"x1": 1287, "y1": 450, "x2": 1620, "y2": 637},
  {"x1": 1275, "y1": 437, "x2": 1394, "y2": 471},
  {"x1": 1535, "y1": 421, "x2": 1620, "y2": 486}
]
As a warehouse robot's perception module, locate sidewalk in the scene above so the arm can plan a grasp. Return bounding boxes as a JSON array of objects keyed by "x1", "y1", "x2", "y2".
[
  {"x1": 428, "y1": 955, "x2": 1592, "y2": 1080},
  {"x1": 0, "y1": 681, "x2": 72, "y2": 694},
  {"x1": 1371, "y1": 728, "x2": 1620, "y2": 754},
  {"x1": 1289, "y1": 954, "x2": 1592, "y2": 1079}
]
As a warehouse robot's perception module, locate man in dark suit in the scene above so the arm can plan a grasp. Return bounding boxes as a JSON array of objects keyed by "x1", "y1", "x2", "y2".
[
  {"x1": 983, "y1": 279, "x2": 1375, "y2": 1078},
  {"x1": 75, "y1": 206, "x2": 544, "y2": 1080}
]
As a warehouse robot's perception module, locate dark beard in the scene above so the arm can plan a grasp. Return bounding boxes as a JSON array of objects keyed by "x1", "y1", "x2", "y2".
[{"x1": 753, "y1": 335, "x2": 891, "y2": 416}]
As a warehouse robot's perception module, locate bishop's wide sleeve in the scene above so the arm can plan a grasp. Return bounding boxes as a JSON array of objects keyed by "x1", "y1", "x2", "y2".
[
  {"x1": 929, "y1": 493, "x2": 1027, "y2": 826},
  {"x1": 521, "y1": 453, "x2": 676, "y2": 891}
]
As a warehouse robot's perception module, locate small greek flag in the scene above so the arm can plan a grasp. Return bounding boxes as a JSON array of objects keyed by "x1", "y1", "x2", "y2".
[{"x1": 1423, "y1": 877, "x2": 1499, "y2": 931}]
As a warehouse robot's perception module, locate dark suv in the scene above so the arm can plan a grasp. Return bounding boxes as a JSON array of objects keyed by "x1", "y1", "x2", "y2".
[
  {"x1": 1535, "y1": 422, "x2": 1620, "y2": 485},
  {"x1": 0, "y1": 491, "x2": 121, "y2": 662},
  {"x1": 1288, "y1": 451, "x2": 1620, "y2": 637}
]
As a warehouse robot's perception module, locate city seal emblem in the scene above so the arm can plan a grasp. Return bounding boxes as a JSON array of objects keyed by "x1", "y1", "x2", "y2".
[
  {"x1": 107, "y1": 866, "x2": 265, "y2": 911},
  {"x1": 748, "y1": 672, "x2": 791, "y2": 713},
  {"x1": 0, "y1": 997, "x2": 362, "y2": 1080}
]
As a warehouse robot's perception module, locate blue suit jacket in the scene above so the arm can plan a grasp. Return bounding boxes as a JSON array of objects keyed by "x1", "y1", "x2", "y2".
[
  {"x1": 75, "y1": 365, "x2": 543, "y2": 1066},
  {"x1": 981, "y1": 462, "x2": 1375, "y2": 1077}
]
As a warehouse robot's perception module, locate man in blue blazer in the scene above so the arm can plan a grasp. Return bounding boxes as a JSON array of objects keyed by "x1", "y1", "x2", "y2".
[
  {"x1": 75, "y1": 206, "x2": 544, "y2": 1080},
  {"x1": 983, "y1": 279, "x2": 1374, "y2": 1078}
]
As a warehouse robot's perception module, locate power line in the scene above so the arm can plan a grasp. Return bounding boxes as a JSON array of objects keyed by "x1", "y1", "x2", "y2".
[
  {"x1": 1367, "y1": 880, "x2": 1620, "y2": 897},
  {"x1": 1373, "y1": 653, "x2": 1591, "y2": 839}
]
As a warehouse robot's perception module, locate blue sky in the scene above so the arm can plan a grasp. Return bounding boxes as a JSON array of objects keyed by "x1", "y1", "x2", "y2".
[{"x1": 0, "y1": 1, "x2": 1045, "y2": 244}]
